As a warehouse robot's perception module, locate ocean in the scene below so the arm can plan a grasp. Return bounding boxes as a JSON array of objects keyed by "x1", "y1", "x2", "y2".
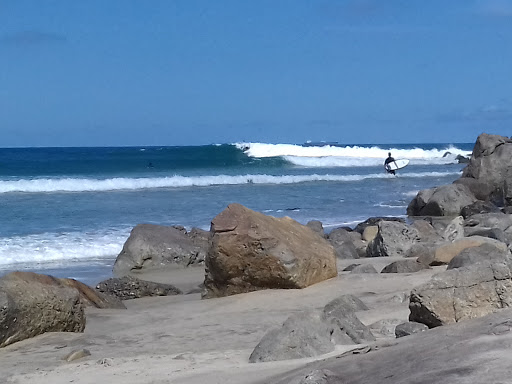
[{"x1": 0, "y1": 142, "x2": 473, "y2": 286}]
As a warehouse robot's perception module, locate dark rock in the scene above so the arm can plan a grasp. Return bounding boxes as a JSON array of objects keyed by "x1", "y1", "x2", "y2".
[
  {"x1": 446, "y1": 243, "x2": 511, "y2": 270},
  {"x1": 204, "y1": 204, "x2": 337, "y2": 298},
  {"x1": 465, "y1": 227, "x2": 507, "y2": 242},
  {"x1": 395, "y1": 322, "x2": 429, "y2": 338},
  {"x1": 113, "y1": 224, "x2": 208, "y2": 276},
  {"x1": 327, "y1": 228, "x2": 360, "y2": 259},
  {"x1": 407, "y1": 183, "x2": 477, "y2": 216},
  {"x1": 323, "y1": 294, "x2": 369, "y2": 312},
  {"x1": 0, "y1": 272, "x2": 85, "y2": 348},
  {"x1": 381, "y1": 259, "x2": 429, "y2": 273},
  {"x1": 96, "y1": 276, "x2": 182, "y2": 300},
  {"x1": 342, "y1": 263, "x2": 360, "y2": 271},
  {"x1": 456, "y1": 154, "x2": 470, "y2": 164},
  {"x1": 353, "y1": 217, "x2": 405, "y2": 234},
  {"x1": 366, "y1": 221, "x2": 420, "y2": 257},
  {"x1": 461, "y1": 200, "x2": 502, "y2": 219}
]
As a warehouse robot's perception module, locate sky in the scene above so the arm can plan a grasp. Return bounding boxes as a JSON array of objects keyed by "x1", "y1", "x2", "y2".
[{"x1": 1, "y1": 0, "x2": 511, "y2": 147}]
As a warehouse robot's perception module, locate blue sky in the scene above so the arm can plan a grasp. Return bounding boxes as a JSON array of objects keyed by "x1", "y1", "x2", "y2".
[{"x1": 1, "y1": 0, "x2": 511, "y2": 147}]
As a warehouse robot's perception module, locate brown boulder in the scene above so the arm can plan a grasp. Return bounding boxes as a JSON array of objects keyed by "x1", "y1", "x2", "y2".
[
  {"x1": 0, "y1": 272, "x2": 85, "y2": 348},
  {"x1": 203, "y1": 204, "x2": 337, "y2": 298},
  {"x1": 432, "y1": 236, "x2": 508, "y2": 265}
]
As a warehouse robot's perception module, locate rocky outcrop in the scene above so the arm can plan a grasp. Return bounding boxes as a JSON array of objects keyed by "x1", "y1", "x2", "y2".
[
  {"x1": 203, "y1": 204, "x2": 337, "y2": 298},
  {"x1": 353, "y1": 217, "x2": 405, "y2": 234},
  {"x1": 446, "y1": 243, "x2": 511, "y2": 270},
  {"x1": 0, "y1": 272, "x2": 85, "y2": 348},
  {"x1": 409, "y1": 260, "x2": 512, "y2": 328},
  {"x1": 460, "y1": 200, "x2": 502, "y2": 219},
  {"x1": 113, "y1": 224, "x2": 209, "y2": 276},
  {"x1": 394, "y1": 321, "x2": 429, "y2": 338},
  {"x1": 96, "y1": 276, "x2": 182, "y2": 300},
  {"x1": 249, "y1": 295, "x2": 373, "y2": 363},
  {"x1": 366, "y1": 221, "x2": 420, "y2": 257}
]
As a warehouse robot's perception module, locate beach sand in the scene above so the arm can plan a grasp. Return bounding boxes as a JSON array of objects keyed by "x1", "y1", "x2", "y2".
[{"x1": 0, "y1": 258, "x2": 443, "y2": 384}]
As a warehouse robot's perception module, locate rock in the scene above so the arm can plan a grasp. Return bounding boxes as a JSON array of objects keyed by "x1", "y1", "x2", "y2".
[
  {"x1": 113, "y1": 224, "x2": 208, "y2": 276},
  {"x1": 395, "y1": 322, "x2": 429, "y2": 338},
  {"x1": 96, "y1": 276, "x2": 182, "y2": 300},
  {"x1": 366, "y1": 221, "x2": 420, "y2": 257},
  {"x1": 0, "y1": 273, "x2": 85, "y2": 348},
  {"x1": 410, "y1": 220, "x2": 444, "y2": 243},
  {"x1": 465, "y1": 227, "x2": 507, "y2": 243},
  {"x1": 464, "y1": 212, "x2": 512, "y2": 232},
  {"x1": 342, "y1": 263, "x2": 360, "y2": 271},
  {"x1": 248, "y1": 310, "x2": 337, "y2": 363},
  {"x1": 306, "y1": 220, "x2": 325, "y2": 237},
  {"x1": 442, "y1": 216, "x2": 465, "y2": 242},
  {"x1": 407, "y1": 243, "x2": 443, "y2": 267},
  {"x1": 362, "y1": 226, "x2": 378, "y2": 242},
  {"x1": 381, "y1": 259, "x2": 429, "y2": 273},
  {"x1": 323, "y1": 294, "x2": 369, "y2": 312},
  {"x1": 203, "y1": 204, "x2": 337, "y2": 298},
  {"x1": 461, "y1": 133, "x2": 512, "y2": 206},
  {"x1": 461, "y1": 200, "x2": 502, "y2": 219},
  {"x1": 327, "y1": 228, "x2": 360, "y2": 259},
  {"x1": 353, "y1": 217, "x2": 405, "y2": 234},
  {"x1": 446, "y1": 243, "x2": 511, "y2": 270},
  {"x1": 296, "y1": 369, "x2": 342, "y2": 384},
  {"x1": 409, "y1": 260, "x2": 512, "y2": 327},
  {"x1": 431, "y1": 236, "x2": 507, "y2": 265},
  {"x1": 369, "y1": 318, "x2": 404, "y2": 338},
  {"x1": 350, "y1": 264, "x2": 379, "y2": 274},
  {"x1": 407, "y1": 183, "x2": 477, "y2": 216},
  {"x1": 3, "y1": 271, "x2": 125, "y2": 309},
  {"x1": 63, "y1": 348, "x2": 91, "y2": 362},
  {"x1": 456, "y1": 154, "x2": 470, "y2": 164},
  {"x1": 323, "y1": 296, "x2": 375, "y2": 344}
]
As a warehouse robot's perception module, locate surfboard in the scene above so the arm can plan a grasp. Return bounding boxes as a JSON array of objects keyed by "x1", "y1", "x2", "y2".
[{"x1": 385, "y1": 159, "x2": 409, "y2": 171}]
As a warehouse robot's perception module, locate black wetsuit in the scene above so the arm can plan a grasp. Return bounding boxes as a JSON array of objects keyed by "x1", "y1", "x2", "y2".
[{"x1": 384, "y1": 156, "x2": 395, "y2": 175}]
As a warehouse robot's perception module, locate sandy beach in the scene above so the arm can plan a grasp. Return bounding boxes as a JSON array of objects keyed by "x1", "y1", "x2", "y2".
[{"x1": 0, "y1": 257, "x2": 442, "y2": 383}]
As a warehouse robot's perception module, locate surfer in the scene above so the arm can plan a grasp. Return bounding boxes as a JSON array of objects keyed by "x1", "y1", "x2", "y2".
[{"x1": 384, "y1": 152, "x2": 395, "y2": 175}]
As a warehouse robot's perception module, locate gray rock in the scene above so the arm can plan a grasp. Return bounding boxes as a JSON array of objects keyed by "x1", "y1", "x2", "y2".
[
  {"x1": 461, "y1": 200, "x2": 502, "y2": 219},
  {"x1": 327, "y1": 228, "x2": 360, "y2": 259},
  {"x1": 63, "y1": 348, "x2": 91, "y2": 362},
  {"x1": 410, "y1": 220, "x2": 444, "y2": 243},
  {"x1": 353, "y1": 217, "x2": 405, "y2": 234},
  {"x1": 409, "y1": 259, "x2": 512, "y2": 328},
  {"x1": 395, "y1": 322, "x2": 429, "y2": 338},
  {"x1": 96, "y1": 276, "x2": 182, "y2": 300},
  {"x1": 366, "y1": 221, "x2": 420, "y2": 257},
  {"x1": 323, "y1": 294, "x2": 369, "y2": 312},
  {"x1": 342, "y1": 263, "x2": 360, "y2": 271},
  {"x1": 442, "y1": 216, "x2": 465, "y2": 242},
  {"x1": 407, "y1": 183, "x2": 477, "y2": 217},
  {"x1": 306, "y1": 220, "x2": 325, "y2": 237},
  {"x1": 381, "y1": 259, "x2": 429, "y2": 273},
  {"x1": 446, "y1": 243, "x2": 511, "y2": 270},
  {"x1": 296, "y1": 369, "x2": 343, "y2": 384},
  {"x1": 369, "y1": 318, "x2": 404, "y2": 338},
  {"x1": 113, "y1": 224, "x2": 208, "y2": 276},
  {"x1": 248, "y1": 310, "x2": 336, "y2": 363},
  {"x1": 464, "y1": 212, "x2": 512, "y2": 232}
]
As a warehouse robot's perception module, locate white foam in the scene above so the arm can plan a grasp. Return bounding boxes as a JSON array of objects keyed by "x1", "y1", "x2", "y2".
[
  {"x1": 0, "y1": 171, "x2": 461, "y2": 194},
  {"x1": 235, "y1": 142, "x2": 470, "y2": 167},
  {"x1": 0, "y1": 229, "x2": 129, "y2": 267}
]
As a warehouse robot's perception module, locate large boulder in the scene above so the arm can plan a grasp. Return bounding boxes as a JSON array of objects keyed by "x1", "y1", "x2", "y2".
[
  {"x1": 203, "y1": 204, "x2": 337, "y2": 298},
  {"x1": 96, "y1": 276, "x2": 182, "y2": 300},
  {"x1": 113, "y1": 224, "x2": 208, "y2": 276},
  {"x1": 460, "y1": 200, "x2": 502, "y2": 219},
  {"x1": 407, "y1": 184, "x2": 477, "y2": 216},
  {"x1": 409, "y1": 260, "x2": 512, "y2": 328},
  {"x1": 461, "y1": 133, "x2": 512, "y2": 206},
  {"x1": 366, "y1": 221, "x2": 420, "y2": 257},
  {"x1": 464, "y1": 212, "x2": 512, "y2": 232},
  {"x1": 0, "y1": 273, "x2": 85, "y2": 348}
]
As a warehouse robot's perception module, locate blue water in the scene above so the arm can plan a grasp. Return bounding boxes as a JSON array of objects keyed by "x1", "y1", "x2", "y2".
[{"x1": 0, "y1": 142, "x2": 473, "y2": 285}]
